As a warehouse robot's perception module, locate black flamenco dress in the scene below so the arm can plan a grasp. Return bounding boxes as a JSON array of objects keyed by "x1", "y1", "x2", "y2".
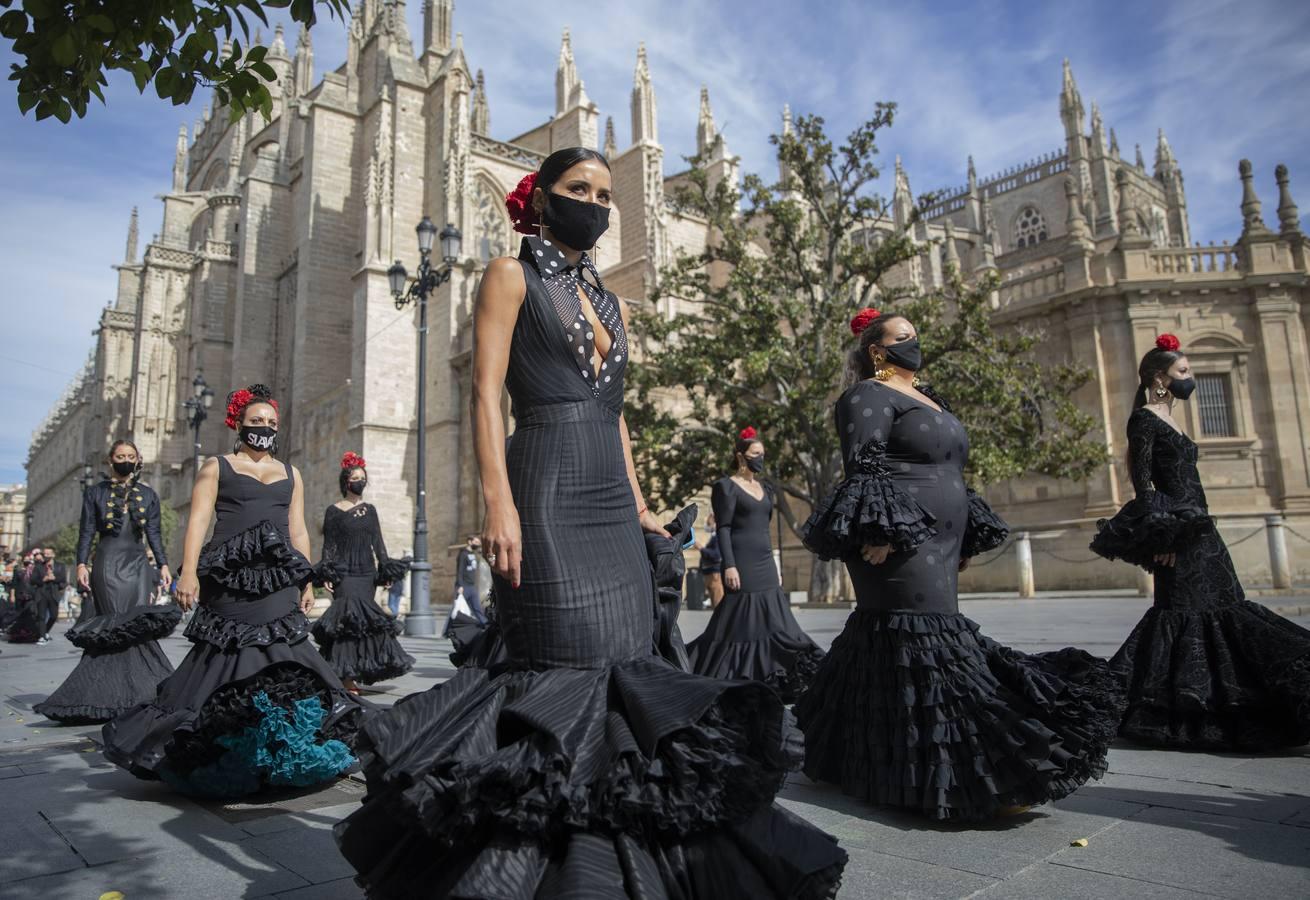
[
  {"x1": 34, "y1": 480, "x2": 180, "y2": 723},
  {"x1": 333, "y1": 235, "x2": 846, "y2": 898},
  {"x1": 798, "y1": 379, "x2": 1125, "y2": 821},
  {"x1": 687, "y1": 478, "x2": 823, "y2": 701},
  {"x1": 102, "y1": 458, "x2": 369, "y2": 797},
  {"x1": 313, "y1": 503, "x2": 414, "y2": 684},
  {"x1": 1092, "y1": 408, "x2": 1310, "y2": 750}
]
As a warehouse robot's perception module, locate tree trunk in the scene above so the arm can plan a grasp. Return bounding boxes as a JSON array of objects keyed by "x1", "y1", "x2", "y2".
[{"x1": 807, "y1": 556, "x2": 842, "y2": 604}]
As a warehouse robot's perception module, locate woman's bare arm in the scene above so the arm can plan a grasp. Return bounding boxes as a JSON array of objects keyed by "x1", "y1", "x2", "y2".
[
  {"x1": 175, "y1": 457, "x2": 220, "y2": 609},
  {"x1": 615, "y1": 298, "x2": 669, "y2": 536},
  {"x1": 472, "y1": 257, "x2": 526, "y2": 585},
  {"x1": 288, "y1": 466, "x2": 316, "y2": 611}
]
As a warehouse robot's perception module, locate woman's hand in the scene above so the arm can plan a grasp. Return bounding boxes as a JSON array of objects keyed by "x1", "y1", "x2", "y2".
[
  {"x1": 300, "y1": 586, "x2": 316, "y2": 614},
  {"x1": 482, "y1": 504, "x2": 523, "y2": 588},
  {"x1": 1153, "y1": 552, "x2": 1176, "y2": 568},
  {"x1": 724, "y1": 566, "x2": 741, "y2": 592},
  {"x1": 76, "y1": 563, "x2": 90, "y2": 591},
  {"x1": 176, "y1": 573, "x2": 200, "y2": 611},
  {"x1": 158, "y1": 565, "x2": 172, "y2": 588},
  {"x1": 861, "y1": 544, "x2": 892, "y2": 566},
  {"x1": 638, "y1": 508, "x2": 671, "y2": 537}
]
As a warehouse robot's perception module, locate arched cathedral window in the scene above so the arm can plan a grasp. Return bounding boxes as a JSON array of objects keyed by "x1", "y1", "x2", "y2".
[
  {"x1": 473, "y1": 179, "x2": 509, "y2": 263},
  {"x1": 1014, "y1": 206, "x2": 1048, "y2": 248}
]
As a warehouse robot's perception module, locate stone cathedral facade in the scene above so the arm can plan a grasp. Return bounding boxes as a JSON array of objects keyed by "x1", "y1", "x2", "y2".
[{"x1": 24, "y1": 4, "x2": 1310, "y2": 591}]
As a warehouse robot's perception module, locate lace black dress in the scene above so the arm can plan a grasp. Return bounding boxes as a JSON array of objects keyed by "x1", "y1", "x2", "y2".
[
  {"x1": 313, "y1": 503, "x2": 413, "y2": 684},
  {"x1": 687, "y1": 478, "x2": 823, "y2": 701},
  {"x1": 797, "y1": 380, "x2": 1125, "y2": 821},
  {"x1": 1092, "y1": 408, "x2": 1310, "y2": 749},
  {"x1": 333, "y1": 235, "x2": 846, "y2": 898},
  {"x1": 34, "y1": 480, "x2": 180, "y2": 723},
  {"x1": 102, "y1": 457, "x2": 369, "y2": 797}
]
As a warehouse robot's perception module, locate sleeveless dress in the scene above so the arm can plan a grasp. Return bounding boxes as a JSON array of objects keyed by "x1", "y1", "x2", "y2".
[
  {"x1": 333, "y1": 235, "x2": 847, "y2": 898},
  {"x1": 1091, "y1": 407, "x2": 1310, "y2": 749},
  {"x1": 313, "y1": 503, "x2": 414, "y2": 684},
  {"x1": 34, "y1": 479, "x2": 180, "y2": 722},
  {"x1": 798, "y1": 380, "x2": 1125, "y2": 821},
  {"x1": 687, "y1": 477, "x2": 823, "y2": 700},
  {"x1": 102, "y1": 457, "x2": 369, "y2": 797}
]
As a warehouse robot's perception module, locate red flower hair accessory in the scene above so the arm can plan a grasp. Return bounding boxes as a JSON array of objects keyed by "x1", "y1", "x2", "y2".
[
  {"x1": 739, "y1": 426, "x2": 758, "y2": 441},
  {"x1": 1155, "y1": 333, "x2": 1181, "y2": 352},
  {"x1": 850, "y1": 307, "x2": 881, "y2": 336},
  {"x1": 224, "y1": 389, "x2": 278, "y2": 430},
  {"x1": 341, "y1": 452, "x2": 366, "y2": 471},
  {"x1": 506, "y1": 172, "x2": 540, "y2": 235}
]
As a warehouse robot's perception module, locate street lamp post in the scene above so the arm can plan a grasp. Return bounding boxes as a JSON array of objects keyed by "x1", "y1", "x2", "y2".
[
  {"x1": 183, "y1": 370, "x2": 215, "y2": 475},
  {"x1": 388, "y1": 217, "x2": 462, "y2": 637}
]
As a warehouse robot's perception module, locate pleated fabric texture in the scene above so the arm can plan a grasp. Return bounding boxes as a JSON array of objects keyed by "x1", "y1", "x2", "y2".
[{"x1": 334, "y1": 237, "x2": 846, "y2": 898}]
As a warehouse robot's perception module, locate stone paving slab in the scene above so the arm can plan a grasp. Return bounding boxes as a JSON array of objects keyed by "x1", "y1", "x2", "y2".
[{"x1": 969, "y1": 862, "x2": 1212, "y2": 899}]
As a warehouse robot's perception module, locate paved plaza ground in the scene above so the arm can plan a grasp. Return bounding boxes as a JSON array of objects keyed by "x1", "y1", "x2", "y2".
[{"x1": 2, "y1": 595, "x2": 1308, "y2": 899}]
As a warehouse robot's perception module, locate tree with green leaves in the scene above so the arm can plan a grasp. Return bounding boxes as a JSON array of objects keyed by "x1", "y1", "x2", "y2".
[
  {"x1": 1, "y1": 0, "x2": 347, "y2": 122},
  {"x1": 626, "y1": 105, "x2": 1105, "y2": 603}
]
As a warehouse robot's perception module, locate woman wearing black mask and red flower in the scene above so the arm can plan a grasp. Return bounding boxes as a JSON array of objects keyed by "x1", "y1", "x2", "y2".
[
  {"x1": 33, "y1": 440, "x2": 180, "y2": 723},
  {"x1": 103, "y1": 384, "x2": 368, "y2": 797},
  {"x1": 687, "y1": 426, "x2": 825, "y2": 700},
  {"x1": 796, "y1": 308, "x2": 1125, "y2": 821},
  {"x1": 311, "y1": 452, "x2": 413, "y2": 692},
  {"x1": 1092, "y1": 334, "x2": 1310, "y2": 750},
  {"x1": 333, "y1": 149, "x2": 846, "y2": 898}
]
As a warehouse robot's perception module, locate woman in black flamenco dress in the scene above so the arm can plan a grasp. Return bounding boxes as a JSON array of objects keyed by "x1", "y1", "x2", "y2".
[
  {"x1": 797, "y1": 309, "x2": 1125, "y2": 821},
  {"x1": 313, "y1": 452, "x2": 414, "y2": 691},
  {"x1": 687, "y1": 429, "x2": 824, "y2": 700},
  {"x1": 34, "y1": 441, "x2": 180, "y2": 723},
  {"x1": 1091, "y1": 334, "x2": 1310, "y2": 750},
  {"x1": 333, "y1": 149, "x2": 846, "y2": 898},
  {"x1": 102, "y1": 385, "x2": 369, "y2": 797}
]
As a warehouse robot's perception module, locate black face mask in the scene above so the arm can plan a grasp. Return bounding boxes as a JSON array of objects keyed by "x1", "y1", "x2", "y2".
[
  {"x1": 882, "y1": 337, "x2": 923, "y2": 373},
  {"x1": 112, "y1": 461, "x2": 136, "y2": 477},
  {"x1": 745, "y1": 455, "x2": 765, "y2": 474},
  {"x1": 542, "y1": 192, "x2": 610, "y2": 251},
  {"x1": 1169, "y1": 377, "x2": 1196, "y2": 401},
  {"x1": 241, "y1": 426, "x2": 277, "y2": 452},
  {"x1": 347, "y1": 480, "x2": 367, "y2": 496}
]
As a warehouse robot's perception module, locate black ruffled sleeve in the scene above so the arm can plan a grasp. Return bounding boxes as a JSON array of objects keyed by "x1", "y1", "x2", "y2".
[
  {"x1": 801, "y1": 385, "x2": 937, "y2": 561},
  {"x1": 75, "y1": 485, "x2": 98, "y2": 565},
  {"x1": 369, "y1": 506, "x2": 410, "y2": 587},
  {"x1": 961, "y1": 488, "x2": 1009, "y2": 559},
  {"x1": 1089, "y1": 411, "x2": 1209, "y2": 571}
]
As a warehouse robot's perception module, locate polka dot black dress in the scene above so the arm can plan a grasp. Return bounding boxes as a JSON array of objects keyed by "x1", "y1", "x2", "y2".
[{"x1": 797, "y1": 379, "x2": 1125, "y2": 821}]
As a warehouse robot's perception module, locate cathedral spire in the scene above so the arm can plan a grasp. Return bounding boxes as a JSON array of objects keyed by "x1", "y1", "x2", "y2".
[
  {"x1": 470, "y1": 68, "x2": 489, "y2": 134},
  {"x1": 893, "y1": 155, "x2": 914, "y2": 230},
  {"x1": 172, "y1": 123, "x2": 188, "y2": 192},
  {"x1": 1109, "y1": 127, "x2": 1119, "y2": 157},
  {"x1": 269, "y1": 22, "x2": 287, "y2": 58},
  {"x1": 1089, "y1": 102, "x2": 1106, "y2": 155},
  {"x1": 124, "y1": 206, "x2": 138, "y2": 264},
  {"x1": 967, "y1": 155, "x2": 978, "y2": 193},
  {"x1": 1135, "y1": 143, "x2": 1145, "y2": 170},
  {"x1": 294, "y1": 24, "x2": 313, "y2": 95},
  {"x1": 630, "y1": 42, "x2": 657, "y2": 145},
  {"x1": 1154, "y1": 127, "x2": 1178, "y2": 179},
  {"x1": 696, "y1": 86, "x2": 717, "y2": 156},
  {"x1": 1276, "y1": 164, "x2": 1301, "y2": 235},
  {"x1": 603, "y1": 115, "x2": 617, "y2": 158},
  {"x1": 424, "y1": 0, "x2": 454, "y2": 54},
  {"x1": 1059, "y1": 58, "x2": 1084, "y2": 138},
  {"x1": 1239, "y1": 159, "x2": 1272, "y2": 238},
  {"x1": 556, "y1": 28, "x2": 578, "y2": 115},
  {"x1": 778, "y1": 104, "x2": 795, "y2": 188}
]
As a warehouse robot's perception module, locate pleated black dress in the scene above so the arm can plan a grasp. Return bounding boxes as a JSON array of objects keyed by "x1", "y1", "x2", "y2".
[
  {"x1": 333, "y1": 235, "x2": 846, "y2": 898},
  {"x1": 313, "y1": 503, "x2": 414, "y2": 684},
  {"x1": 102, "y1": 457, "x2": 369, "y2": 797},
  {"x1": 34, "y1": 480, "x2": 180, "y2": 723},
  {"x1": 798, "y1": 379, "x2": 1125, "y2": 821},
  {"x1": 687, "y1": 478, "x2": 823, "y2": 701},
  {"x1": 1092, "y1": 408, "x2": 1310, "y2": 750}
]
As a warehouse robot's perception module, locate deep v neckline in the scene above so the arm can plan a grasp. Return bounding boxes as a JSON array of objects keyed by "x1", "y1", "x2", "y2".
[
  {"x1": 567, "y1": 281, "x2": 619, "y2": 379},
  {"x1": 731, "y1": 477, "x2": 766, "y2": 503},
  {"x1": 223, "y1": 456, "x2": 289, "y2": 487}
]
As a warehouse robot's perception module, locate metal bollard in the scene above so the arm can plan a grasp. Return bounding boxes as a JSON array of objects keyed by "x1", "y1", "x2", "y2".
[
  {"x1": 1015, "y1": 532, "x2": 1035, "y2": 598},
  {"x1": 1266, "y1": 515, "x2": 1291, "y2": 589}
]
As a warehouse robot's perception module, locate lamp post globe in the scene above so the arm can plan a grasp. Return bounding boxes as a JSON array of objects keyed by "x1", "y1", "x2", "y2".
[
  {"x1": 439, "y1": 223, "x2": 463, "y2": 264},
  {"x1": 416, "y1": 217, "x2": 437, "y2": 256}
]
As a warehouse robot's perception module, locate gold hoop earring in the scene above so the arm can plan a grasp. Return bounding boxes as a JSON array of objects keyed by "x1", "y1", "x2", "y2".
[{"x1": 873, "y1": 356, "x2": 893, "y2": 381}]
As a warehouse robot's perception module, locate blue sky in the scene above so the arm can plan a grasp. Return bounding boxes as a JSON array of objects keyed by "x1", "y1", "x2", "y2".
[{"x1": 1, "y1": 0, "x2": 1307, "y2": 484}]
